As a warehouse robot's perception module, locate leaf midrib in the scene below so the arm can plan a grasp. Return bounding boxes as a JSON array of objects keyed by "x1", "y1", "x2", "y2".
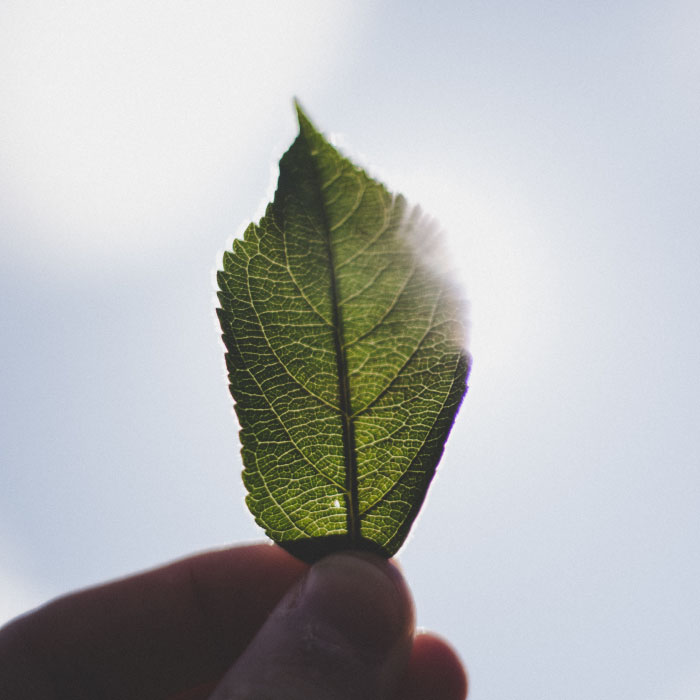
[{"x1": 298, "y1": 125, "x2": 361, "y2": 544}]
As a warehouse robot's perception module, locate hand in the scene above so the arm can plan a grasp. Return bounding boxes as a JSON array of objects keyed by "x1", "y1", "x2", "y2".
[{"x1": 0, "y1": 544, "x2": 467, "y2": 699}]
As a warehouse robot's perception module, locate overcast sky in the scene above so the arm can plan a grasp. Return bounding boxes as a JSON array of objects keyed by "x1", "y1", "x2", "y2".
[{"x1": 2, "y1": 2, "x2": 699, "y2": 699}]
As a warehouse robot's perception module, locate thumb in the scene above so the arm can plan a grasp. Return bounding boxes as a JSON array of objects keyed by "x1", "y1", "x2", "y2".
[{"x1": 208, "y1": 551, "x2": 415, "y2": 700}]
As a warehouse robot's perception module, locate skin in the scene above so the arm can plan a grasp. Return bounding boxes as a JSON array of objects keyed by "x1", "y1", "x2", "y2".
[{"x1": 0, "y1": 544, "x2": 467, "y2": 700}]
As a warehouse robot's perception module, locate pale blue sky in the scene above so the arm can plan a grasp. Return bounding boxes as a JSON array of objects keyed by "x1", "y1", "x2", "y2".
[{"x1": 2, "y1": 2, "x2": 699, "y2": 699}]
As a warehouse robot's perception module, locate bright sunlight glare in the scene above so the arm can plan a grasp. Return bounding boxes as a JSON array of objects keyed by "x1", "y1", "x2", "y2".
[{"x1": 0, "y1": 0, "x2": 357, "y2": 272}]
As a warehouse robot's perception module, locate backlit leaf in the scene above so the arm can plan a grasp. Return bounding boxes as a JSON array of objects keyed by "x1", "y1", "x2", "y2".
[{"x1": 217, "y1": 104, "x2": 470, "y2": 561}]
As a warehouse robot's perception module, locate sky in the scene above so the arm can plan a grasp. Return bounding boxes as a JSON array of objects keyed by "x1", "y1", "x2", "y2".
[{"x1": 1, "y1": 1, "x2": 700, "y2": 698}]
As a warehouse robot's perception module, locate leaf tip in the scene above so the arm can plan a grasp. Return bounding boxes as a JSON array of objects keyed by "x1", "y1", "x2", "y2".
[
  {"x1": 292, "y1": 95, "x2": 305, "y2": 116},
  {"x1": 293, "y1": 97, "x2": 316, "y2": 136}
]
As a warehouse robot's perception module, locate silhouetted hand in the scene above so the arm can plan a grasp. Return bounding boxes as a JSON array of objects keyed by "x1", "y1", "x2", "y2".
[{"x1": 0, "y1": 544, "x2": 467, "y2": 699}]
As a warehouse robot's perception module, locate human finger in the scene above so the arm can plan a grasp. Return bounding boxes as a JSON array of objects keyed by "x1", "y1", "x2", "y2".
[
  {"x1": 396, "y1": 632, "x2": 468, "y2": 700},
  {"x1": 0, "y1": 544, "x2": 307, "y2": 700},
  {"x1": 208, "y1": 552, "x2": 414, "y2": 700}
]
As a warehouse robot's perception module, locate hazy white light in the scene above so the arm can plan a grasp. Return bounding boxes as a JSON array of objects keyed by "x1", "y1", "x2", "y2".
[
  {"x1": 0, "y1": 1, "x2": 359, "y2": 270},
  {"x1": 376, "y1": 163, "x2": 564, "y2": 389},
  {"x1": 0, "y1": 535, "x2": 44, "y2": 625}
]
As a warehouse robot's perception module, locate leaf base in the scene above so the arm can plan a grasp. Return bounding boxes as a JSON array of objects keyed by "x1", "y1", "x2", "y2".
[{"x1": 279, "y1": 535, "x2": 391, "y2": 564}]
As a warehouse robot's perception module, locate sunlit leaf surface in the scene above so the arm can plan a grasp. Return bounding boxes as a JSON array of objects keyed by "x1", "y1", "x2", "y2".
[{"x1": 217, "y1": 105, "x2": 470, "y2": 561}]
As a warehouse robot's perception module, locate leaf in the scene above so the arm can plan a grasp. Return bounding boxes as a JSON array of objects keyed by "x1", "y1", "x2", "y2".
[{"x1": 217, "y1": 103, "x2": 470, "y2": 562}]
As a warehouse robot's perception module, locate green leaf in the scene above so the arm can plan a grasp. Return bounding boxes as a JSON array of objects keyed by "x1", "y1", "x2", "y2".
[{"x1": 217, "y1": 103, "x2": 470, "y2": 562}]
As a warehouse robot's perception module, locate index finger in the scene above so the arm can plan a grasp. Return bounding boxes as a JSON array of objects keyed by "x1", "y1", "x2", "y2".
[{"x1": 0, "y1": 543, "x2": 307, "y2": 700}]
